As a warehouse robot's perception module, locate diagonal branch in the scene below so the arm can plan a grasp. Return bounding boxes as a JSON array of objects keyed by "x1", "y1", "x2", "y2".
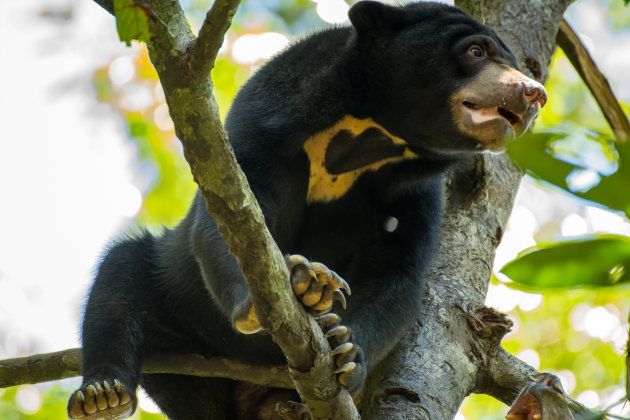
[
  {"x1": 557, "y1": 18, "x2": 630, "y2": 142},
  {"x1": 191, "y1": 0, "x2": 241, "y2": 75},
  {"x1": 0, "y1": 348, "x2": 292, "y2": 389},
  {"x1": 86, "y1": 0, "x2": 358, "y2": 418}
]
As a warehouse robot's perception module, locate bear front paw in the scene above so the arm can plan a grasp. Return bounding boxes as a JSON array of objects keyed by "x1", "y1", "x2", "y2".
[
  {"x1": 316, "y1": 313, "x2": 366, "y2": 395},
  {"x1": 67, "y1": 378, "x2": 136, "y2": 420},
  {"x1": 285, "y1": 254, "x2": 351, "y2": 315}
]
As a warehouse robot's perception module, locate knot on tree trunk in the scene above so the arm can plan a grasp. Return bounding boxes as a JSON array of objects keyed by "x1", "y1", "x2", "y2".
[{"x1": 465, "y1": 305, "x2": 513, "y2": 343}]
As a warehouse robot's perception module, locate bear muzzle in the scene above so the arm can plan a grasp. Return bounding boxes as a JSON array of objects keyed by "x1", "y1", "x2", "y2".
[{"x1": 451, "y1": 63, "x2": 547, "y2": 151}]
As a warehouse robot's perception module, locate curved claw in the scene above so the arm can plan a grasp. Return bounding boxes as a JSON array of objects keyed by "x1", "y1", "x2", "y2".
[
  {"x1": 310, "y1": 262, "x2": 331, "y2": 277},
  {"x1": 103, "y1": 381, "x2": 120, "y2": 407},
  {"x1": 325, "y1": 325, "x2": 348, "y2": 339},
  {"x1": 316, "y1": 313, "x2": 341, "y2": 329},
  {"x1": 333, "y1": 289, "x2": 347, "y2": 310},
  {"x1": 331, "y1": 271, "x2": 351, "y2": 295},
  {"x1": 94, "y1": 382, "x2": 108, "y2": 410},
  {"x1": 68, "y1": 391, "x2": 86, "y2": 419},
  {"x1": 112, "y1": 379, "x2": 131, "y2": 405},
  {"x1": 334, "y1": 362, "x2": 357, "y2": 374},
  {"x1": 75, "y1": 391, "x2": 85, "y2": 403},
  {"x1": 332, "y1": 342, "x2": 354, "y2": 356},
  {"x1": 83, "y1": 385, "x2": 97, "y2": 414}
]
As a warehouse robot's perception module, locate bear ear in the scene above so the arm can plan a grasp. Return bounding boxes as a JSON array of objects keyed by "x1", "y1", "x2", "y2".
[{"x1": 348, "y1": 1, "x2": 407, "y2": 39}]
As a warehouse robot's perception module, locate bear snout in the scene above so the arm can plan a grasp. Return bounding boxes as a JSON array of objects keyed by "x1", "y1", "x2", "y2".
[{"x1": 449, "y1": 62, "x2": 547, "y2": 150}]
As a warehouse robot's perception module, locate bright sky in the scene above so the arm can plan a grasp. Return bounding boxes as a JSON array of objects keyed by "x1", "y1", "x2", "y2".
[
  {"x1": 0, "y1": 0, "x2": 139, "y2": 356},
  {"x1": 0, "y1": 0, "x2": 628, "y2": 366}
]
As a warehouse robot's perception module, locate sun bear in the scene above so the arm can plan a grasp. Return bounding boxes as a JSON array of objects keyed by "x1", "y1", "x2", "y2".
[{"x1": 68, "y1": 1, "x2": 546, "y2": 419}]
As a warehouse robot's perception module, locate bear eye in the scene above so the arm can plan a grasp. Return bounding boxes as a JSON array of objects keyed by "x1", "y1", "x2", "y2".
[{"x1": 468, "y1": 45, "x2": 484, "y2": 58}]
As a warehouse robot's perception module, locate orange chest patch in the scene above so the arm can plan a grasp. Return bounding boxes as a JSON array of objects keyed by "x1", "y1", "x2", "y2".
[{"x1": 303, "y1": 116, "x2": 417, "y2": 203}]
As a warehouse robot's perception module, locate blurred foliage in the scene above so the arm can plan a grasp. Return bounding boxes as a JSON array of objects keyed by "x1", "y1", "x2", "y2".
[
  {"x1": 508, "y1": 130, "x2": 630, "y2": 217},
  {"x1": 93, "y1": 49, "x2": 197, "y2": 228},
  {"x1": 501, "y1": 234, "x2": 630, "y2": 288},
  {"x1": 6, "y1": 0, "x2": 629, "y2": 419},
  {"x1": 0, "y1": 384, "x2": 164, "y2": 419},
  {"x1": 0, "y1": 386, "x2": 66, "y2": 420},
  {"x1": 462, "y1": 287, "x2": 628, "y2": 419},
  {"x1": 610, "y1": 0, "x2": 630, "y2": 29},
  {"x1": 490, "y1": 1, "x2": 630, "y2": 416}
]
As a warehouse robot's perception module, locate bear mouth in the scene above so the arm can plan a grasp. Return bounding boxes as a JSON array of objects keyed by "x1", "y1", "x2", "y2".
[{"x1": 462, "y1": 101, "x2": 523, "y2": 128}]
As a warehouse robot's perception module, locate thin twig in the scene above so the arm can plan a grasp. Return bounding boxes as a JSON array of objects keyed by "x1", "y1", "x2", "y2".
[{"x1": 0, "y1": 348, "x2": 292, "y2": 389}]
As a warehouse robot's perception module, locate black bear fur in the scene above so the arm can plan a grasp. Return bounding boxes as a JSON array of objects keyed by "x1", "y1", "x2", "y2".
[{"x1": 69, "y1": 2, "x2": 545, "y2": 419}]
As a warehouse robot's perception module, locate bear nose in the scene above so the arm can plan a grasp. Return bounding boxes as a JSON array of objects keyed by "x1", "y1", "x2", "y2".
[{"x1": 521, "y1": 81, "x2": 547, "y2": 108}]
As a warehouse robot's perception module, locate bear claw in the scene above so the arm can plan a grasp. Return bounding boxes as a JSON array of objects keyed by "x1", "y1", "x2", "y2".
[
  {"x1": 68, "y1": 379, "x2": 136, "y2": 420},
  {"x1": 334, "y1": 362, "x2": 357, "y2": 374},
  {"x1": 324, "y1": 325, "x2": 348, "y2": 338},
  {"x1": 332, "y1": 342, "x2": 354, "y2": 356},
  {"x1": 315, "y1": 313, "x2": 366, "y2": 394},
  {"x1": 285, "y1": 254, "x2": 350, "y2": 314}
]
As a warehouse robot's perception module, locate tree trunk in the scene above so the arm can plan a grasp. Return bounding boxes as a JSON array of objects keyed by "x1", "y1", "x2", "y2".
[
  {"x1": 361, "y1": 1, "x2": 571, "y2": 418},
  {"x1": 1, "y1": 2, "x2": 580, "y2": 419}
]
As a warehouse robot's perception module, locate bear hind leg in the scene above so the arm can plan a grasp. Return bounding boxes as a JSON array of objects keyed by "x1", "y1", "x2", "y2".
[{"x1": 141, "y1": 374, "x2": 237, "y2": 419}]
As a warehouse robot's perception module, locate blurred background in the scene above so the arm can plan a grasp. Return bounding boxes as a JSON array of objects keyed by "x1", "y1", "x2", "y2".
[{"x1": 0, "y1": 0, "x2": 628, "y2": 418}]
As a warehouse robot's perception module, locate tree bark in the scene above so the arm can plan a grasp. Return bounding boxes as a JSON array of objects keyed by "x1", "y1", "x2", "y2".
[
  {"x1": 360, "y1": 1, "x2": 571, "y2": 419},
  {"x1": 0, "y1": 349, "x2": 292, "y2": 389}
]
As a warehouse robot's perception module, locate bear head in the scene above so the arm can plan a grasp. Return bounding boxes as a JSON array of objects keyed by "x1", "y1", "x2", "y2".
[{"x1": 348, "y1": 1, "x2": 547, "y2": 154}]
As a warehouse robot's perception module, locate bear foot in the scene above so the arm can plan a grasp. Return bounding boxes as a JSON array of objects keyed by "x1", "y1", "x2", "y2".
[
  {"x1": 506, "y1": 373, "x2": 566, "y2": 420},
  {"x1": 285, "y1": 254, "x2": 350, "y2": 315},
  {"x1": 68, "y1": 379, "x2": 136, "y2": 420},
  {"x1": 316, "y1": 313, "x2": 366, "y2": 395}
]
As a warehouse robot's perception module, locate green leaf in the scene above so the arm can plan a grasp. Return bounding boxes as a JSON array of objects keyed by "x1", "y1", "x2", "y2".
[
  {"x1": 114, "y1": 0, "x2": 151, "y2": 46},
  {"x1": 507, "y1": 131, "x2": 630, "y2": 217},
  {"x1": 500, "y1": 234, "x2": 630, "y2": 289}
]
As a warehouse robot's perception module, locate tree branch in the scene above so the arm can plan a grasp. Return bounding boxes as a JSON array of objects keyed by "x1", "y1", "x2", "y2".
[
  {"x1": 86, "y1": 0, "x2": 358, "y2": 418},
  {"x1": 483, "y1": 347, "x2": 538, "y2": 404},
  {"x1": 556, "y1": 19, "x2": 630, "y2": 142},
  {"x1": 484, "y1": 349, "x2": 591, "y2": 418},
  {"x1": 191, "y1": 0, "x2": 241, "y2": 75},
  {"x1": 360, "y1": 1, "x2": 577, "y2": 419},
  {"x1": 0, "y1": 348, "x2": 292, "y2": 390}
]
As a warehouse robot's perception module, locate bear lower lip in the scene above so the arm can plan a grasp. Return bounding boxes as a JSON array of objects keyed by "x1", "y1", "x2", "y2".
[{"x1": 497, "y1": 106, "x2": 521, "y2": 125}]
